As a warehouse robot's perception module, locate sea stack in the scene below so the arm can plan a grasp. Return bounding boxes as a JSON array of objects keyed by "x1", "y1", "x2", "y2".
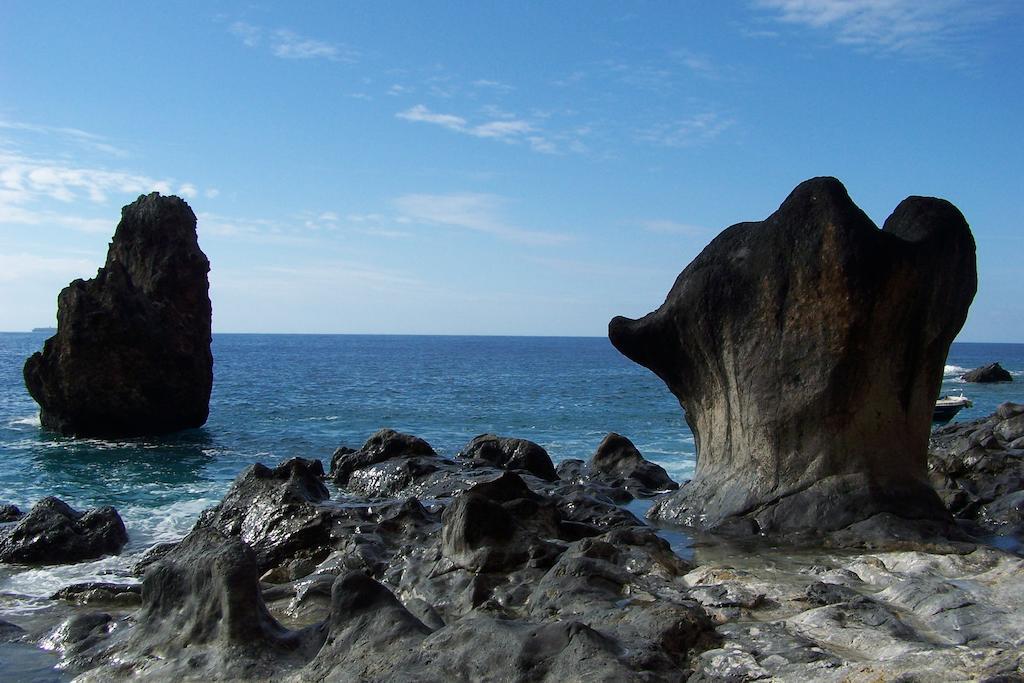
[
  {"x1": 609, "y1": 177, "x2": 976, "y2": 536},
  {"x1": 24, "y1": 193, "x2": 213, "y2": 437}
]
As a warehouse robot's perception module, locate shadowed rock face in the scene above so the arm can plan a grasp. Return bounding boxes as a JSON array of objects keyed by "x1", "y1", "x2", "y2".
[
  {"x1": 23, "y1": 193, "x2": 212, "y2": 437},
  {"x1": 609, "y1": 177, "x2": 976, "y2": 535}
]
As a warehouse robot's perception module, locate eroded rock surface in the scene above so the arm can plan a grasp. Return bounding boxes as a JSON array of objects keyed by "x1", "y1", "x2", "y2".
[
  {"x1": 930, "y1": 402, "x2": 1024, "y2": 544},
  {"x1": 0, "y1": 497, "x2": 127, "y2": 565},
  {"x1": 610, "y1": 177, "x2": 976, "y2": 538},
  {"x1": 23, "y1": 193, "x2": 212, "y2": 437}
]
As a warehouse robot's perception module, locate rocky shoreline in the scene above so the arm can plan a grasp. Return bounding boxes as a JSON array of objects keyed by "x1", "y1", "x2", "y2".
[{"x1": 1, "y1": 417, "x2": 1022, "y2": 681}]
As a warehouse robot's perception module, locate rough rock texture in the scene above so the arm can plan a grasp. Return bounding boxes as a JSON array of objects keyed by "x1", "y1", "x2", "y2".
[
  {"x1": 930, "y1": 403, "x2": 1024, "y2": 544},
  {"x1": 457, "y1": 434, "x2": 559, "y2": 481},
  {"x1": 29, "y1": 430, "x2": 1024, "y2": 681},
  {"x1": 0, "y1": 503, "x2": 22, "y2": 522},
  {"x1": 610, "y1": 177, "x2": 976, "y2": 536},
  {"x1": 59, "y1": 437, "x2": 719, "y2": 681},
  {"x1": 23, "y1": 193, "x2": 212, "y2": 437},
  {"x1": 0, "y1": 497, "x2": 127, "y2": 565},
  {"x1": 962, "y1": 362, "x2": 1014, "y2": 383}
]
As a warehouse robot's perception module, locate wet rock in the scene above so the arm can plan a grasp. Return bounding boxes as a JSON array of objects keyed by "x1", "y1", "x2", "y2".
[
  {"x1": 131, "y1": 541, "x2": 177, "y2": 576},
  {"x1": 930, "y1": 407, "x2": 1024, "y2": 541},
  {"x1": 0, "y1": 618, "x2": 25, "y2": 642},
  {"x1": 0, "y1": 497, "x2": 127, "y2": 565},
  {"x1": 611, "y1": 177, "x2": 975, "y2": 537},
  {"x1": 588, "y1": 432, "x2": 677, "y2": 495},
  {"x1": 23, "y1": 193, "x2": 212, "y2": 437},
  {"x1": 0, "y1": 504, "x2": 22, "y2": 522},
  {"x1": 457, "y1": 434, "x2": 558, "y2": 481},
  {"x1": 193, "y1": 458, "x2": 334, "y2": 571},
  {"x1": 331, "y1": 429, "x2": 437, "y2": 487},
  {"x1": 41, "y1": 612, "x2": 114, "y2": 664},
  {"x1": 51, "y1": 582, "x2": 141, "y2": 607},
  {"x1": 962, "y1": 362, "x2": 1013, "y2": 383}
]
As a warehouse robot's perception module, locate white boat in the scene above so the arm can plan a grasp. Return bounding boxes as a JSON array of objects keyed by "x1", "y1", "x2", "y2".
[{"x1": 933, "y1": 394, "x2": 972, "y2": 423}]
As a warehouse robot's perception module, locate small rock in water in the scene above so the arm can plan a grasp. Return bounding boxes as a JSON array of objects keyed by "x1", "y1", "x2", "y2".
[
  {"x1": 961, "y1": 362, "x2": 1013, "y2": 383},
  {"x1": 23, "y1": 192, "x2": 213, "y2": 437},
  {"x1": 0, "y1": 497, "x2": 127, "y2": 565},
  {"x1": 457, "y1": 434, "x2": 559, "y2": 481}
]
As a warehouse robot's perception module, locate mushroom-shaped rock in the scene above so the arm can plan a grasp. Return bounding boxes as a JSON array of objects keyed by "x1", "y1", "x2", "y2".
[
  {"x1": 23, "y1": 193, "x2": 212, "y2": 437},
  {"x1": 610, "y1": 177, "x2": 976, "y2": 536},
  {"x1": 457, "y1": 434, "x2": 558, "y2": 481},
  {"x1": 0, "y1": 497, "x2": 127, "y2": 565},
  {"x1": 961, "y1": 363, "x2": 1013, "y2": 383}
]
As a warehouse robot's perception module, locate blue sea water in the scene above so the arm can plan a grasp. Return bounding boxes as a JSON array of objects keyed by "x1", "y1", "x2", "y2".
[{"x1": 0, "y1": 333, "x2": 1022, "y2": 623}]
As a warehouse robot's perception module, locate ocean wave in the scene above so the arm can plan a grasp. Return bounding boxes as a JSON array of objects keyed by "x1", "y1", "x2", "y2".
[
  {"x1": 944, "y1": 365, "x2": 969, "y2": 377},
  {"x1": 6, "y1": 413, "x2": 41, "y2": 428}
]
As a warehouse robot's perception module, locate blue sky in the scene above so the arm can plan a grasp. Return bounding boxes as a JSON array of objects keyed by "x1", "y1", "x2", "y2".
[{"x1": 1, "y1": 1, "x2": 1021, "y2": 339}]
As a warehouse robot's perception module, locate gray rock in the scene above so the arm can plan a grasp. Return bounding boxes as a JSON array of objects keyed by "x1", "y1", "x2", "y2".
[
  {"x1": 588, "y1": 432, "x2": 677, "y2": 495},
  {"x1": 0, "y1": 504, "x2": 22, "y2": 522},
  {"x1": 0, "y1": 497, "x2": 127, "y2": 565},
  {"x1": 331, "y1": 429, "x2": 437, "y2": 487},
  {"x1": 610, "y1": 177, "x2": 975, "y2": 537},
  {"x1": 23, "y1": 193, "x2": 212, "y2": 437}
]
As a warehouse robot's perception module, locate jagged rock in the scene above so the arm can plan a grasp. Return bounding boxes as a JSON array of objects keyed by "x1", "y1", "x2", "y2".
[
  {"x1": 962, "y1": 362, "x2": 1013, "y2": 383},
  {"x1": 930, "y1": 406, "x2": 1024, "y2": 543},
  {"x1": 0, "y1": 497, "x2": 127, "y2": 565},
  {"x1": 23, "y1": 193, "x2": 212, "y2": 437},
  {"x1": 610, "y1": 177, "x2": 975, "y2": 537},
  {"x1": 0, "y1": 618, "x2": 25, "y2": 642},
  {"x1": 457, "y1": 434, "x2": 558, "y2": 481},
  {"x1": 0, "y1": 503, "x2": 22, "y2": 522},
  {"x1": 331, "y1": 429, "x2": 437, "y2": 487},
  {"x1": 192, "y1": 458, "x2": 335, "y2": 572}
]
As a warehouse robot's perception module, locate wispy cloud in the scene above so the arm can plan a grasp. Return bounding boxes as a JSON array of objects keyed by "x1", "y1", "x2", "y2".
[
  {"x1": 397, "y1": 105, "x2": 557, "y2": 153},
  {"x1": 229, "y1": 21, "x2": 357, "y2": 62},
  {"x1": 0, "y1": 151, "x2": 183, "y2": 206},
  {"x1": 0, "y1": 252, "x2": 96, "y2": 283},
  {"x1": 0, "y1": 120, "x2": 128, "y2": 157},
  {"x1": 395, "y1": 193, "x2": 571, "y2": 246},
  {"x1": 753, "y1": 0, "x2": 1008, "y2": 59},
  {"x1": 637, "y1": 112, "x2": 735, "y2": 148}
]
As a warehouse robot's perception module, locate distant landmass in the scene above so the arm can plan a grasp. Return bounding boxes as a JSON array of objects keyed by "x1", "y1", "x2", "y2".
[{"x1": 31, "y1": 327, "x2": 56, "y2": 333}]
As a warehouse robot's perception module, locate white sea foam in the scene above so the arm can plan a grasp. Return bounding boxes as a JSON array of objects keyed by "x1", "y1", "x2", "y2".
[
  {"x1": 944, "y1": 365, "x2": 969, "y2": 377},
  {"x1": 6, "y1": 413, "x2": 41, "y2": 428}
]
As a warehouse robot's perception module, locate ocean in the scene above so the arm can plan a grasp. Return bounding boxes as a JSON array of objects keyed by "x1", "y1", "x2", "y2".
[{"x1": 1, "y1": 333, "x2": 1022, "y2": 628}]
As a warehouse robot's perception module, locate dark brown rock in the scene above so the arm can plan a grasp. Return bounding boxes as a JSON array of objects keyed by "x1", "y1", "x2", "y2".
[
  {"x1": 23, "y1": 193, "x2": 212, "y2": 437},
  {"x1": 610, "y1": 177, "x2": 976, "y2": 536}
]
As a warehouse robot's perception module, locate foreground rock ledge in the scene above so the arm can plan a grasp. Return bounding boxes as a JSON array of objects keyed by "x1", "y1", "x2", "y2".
[
  {"x1": 610, "y1": 177, "x2": 977, "y2": 536},
  {"x1": 24, "y1": 193, "x2": 213, "y2": 437}
]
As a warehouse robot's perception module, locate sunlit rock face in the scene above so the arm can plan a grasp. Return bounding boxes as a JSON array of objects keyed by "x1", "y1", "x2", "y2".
[
  {"x1": 23, "y1": 193, "x2": 212, "y2": 438},
  {"x1": 609, "y1": 177, "x2": 977, "y2": 537}
]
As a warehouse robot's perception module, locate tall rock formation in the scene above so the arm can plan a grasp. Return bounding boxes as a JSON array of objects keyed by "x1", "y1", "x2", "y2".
[
  {"x1": 609, "y1": 177, "x2": 976, "y2": 536},
  {"x1": 24, "y1": 193, "x2": 212, "y2": 437}
]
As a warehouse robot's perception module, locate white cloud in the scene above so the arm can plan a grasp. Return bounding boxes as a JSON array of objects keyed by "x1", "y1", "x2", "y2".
[
  {"x1": 754, "y1": 0, "x2": 1006, "y2": 58},
  {"x1": 395, "y1": 192, "x2": 570, "y2": 246},
  {"x1": 396, "y1": 105, "x2": 556, "y2": 151},
  {"x1": 0, "y1": 203, "x2": 110, "y2": 233},
  {"x1": 178, "y1": 183, "x2": 198, "y2": 198},
  {"x1": 396, "y1": 104, "x2": 466, "y2": 131},
  {"x1": 0, "y1": 151, "x2": 181, "y2": 206},
  {"x1": 205, "y1": 188, "x2": 220, "y2": 199},
  {"x1": 637, "y1": 112, "x2": 735, "y2": 148},
  {"x1": 229, "y1": 21, "x2": 357, "y2": 62}
]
